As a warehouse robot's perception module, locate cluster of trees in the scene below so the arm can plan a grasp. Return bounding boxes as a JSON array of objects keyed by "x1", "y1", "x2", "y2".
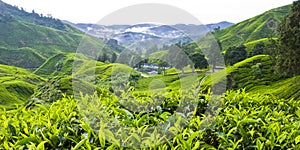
[
  {"x1": 173, "y1": 42, "x2": 209, "y2": 73},
  {"x1": 146, "y1": 42, "x2": 213, "y2": 74},
  {"x1": 97, "y1": 39, "x2": 127, "y2": 63},
  {"x1": 145, "y1": 42, "x2": 210, "y2": 74},
  {"x1": 224, "y1": 45, "x2": 247, "y2": 65},
  {"x1": 112, "y1": 41, "x2": 211, "y2": 75},
  {"x1": 275, "y1": 0, "x2": 300, "y2": 77},
  {"x1": 97, "y1": 51, "x2": 117, "y2": 63},
  {"x1": 3, "y1": 2, "x2": 67, "y2": 31},
  {"x1": 223, "y1": 39, "x2": 281, "y2": 66},
  {"x1": 29, "y1": 10, "x2": 66, "y2": 31}
]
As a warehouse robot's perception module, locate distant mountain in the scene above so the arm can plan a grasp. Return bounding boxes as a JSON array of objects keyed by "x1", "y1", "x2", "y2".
[
  {"x1": 206, "y1": 21, "x2": 236, "y2": 30},
  {"x1": 214, "y1": 5, "x2": 291, "y2": 50},
  {"x1": 65, "y1": 22, "x2": 234, "y2": 49},
  {"x1": 113, "y1": 31, "x2": 161, "y2": 46}
]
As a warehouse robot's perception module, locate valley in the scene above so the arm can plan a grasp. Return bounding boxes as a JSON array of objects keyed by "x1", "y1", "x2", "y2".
[{"x1": 0, "y1": 0, "x2": 299, "y2": 149}]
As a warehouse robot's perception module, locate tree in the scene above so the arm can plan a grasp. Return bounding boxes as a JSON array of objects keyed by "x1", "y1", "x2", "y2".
[
  {"x1": 174, "y1": 50, "x2": 190, "y2": 74},
  {"x1": 249, "y1": 42, "x2": 265, "y2": 57},
  {"x1": 167, "y1": 45, "x2": 189, "y2": 74},
  {"x1": 181, "y1": 42, "x2": 200, "y2": 55},
  {"x1": 224, "y1": 45, "x2": 247, "y2": 65},
  {"x1": 158, "y1": 61, "x2": 169, "y2": 75},
  {"x1": 276, "y1": 0, "x2": 300, "y2": 77},
  {"x1": 264, "y1": 38, "x2": 278, "y2": 60},
  {"x1": 98, "y1": 52, "x2": 108, "y2": 62},
  {"x1": 131, "y1": 55, "x2": 144, "y2": 68},
  {"x1": 111, "y1": 52, "x2": 117, "y2": 63},
  {"x1": 117, "y1": 51, "x2": 134, "y2": 66},
  {"x1": 106, "y1": 39, "x2": 124, "y2": 53},
  {"x1": 207, "y1": 39, "x2": 223, "y2": 72},
  {"x1": 149, "y1": 58, "x2": 169, "y2": 75},
  {"x1": 212, "y1": 26, "x2": 221, "y2": 34},
  {"x1": 189, "y1": 52, "x2": 208, "y2": 70}
]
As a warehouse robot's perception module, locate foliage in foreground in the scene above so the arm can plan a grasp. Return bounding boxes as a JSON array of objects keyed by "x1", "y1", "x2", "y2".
[{"x1": 1, "y1": 89, "x2": 300, "y2": 149}]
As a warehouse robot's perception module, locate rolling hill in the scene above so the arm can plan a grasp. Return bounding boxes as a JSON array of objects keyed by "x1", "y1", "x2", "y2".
[
  {"x1": 32, "y1": 53, "x2": 142, "y2": 102},
  {"x1": 214, "y1": 5, "x2": 291, "y2": 50},
  {"x1": 201, "y1": 54, "x2": 300, "y2": 100},
  {"x1": 0, "y1": 64, "x2": 43, "y2": 107},
  {"x1": 0, "y1": 1, "x2": 80, "y2": 33},
  {"x1": 1, "y1": 1, "x2": 300, "y2": 149},
  {"x1": 0, "y1": 1, "x2": 118, "y2": 70}
]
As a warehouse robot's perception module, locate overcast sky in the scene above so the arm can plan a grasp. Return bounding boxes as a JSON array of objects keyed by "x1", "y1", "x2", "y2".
[{"x1": 2, "y1": 0, "x2": 295, "y2": 24}]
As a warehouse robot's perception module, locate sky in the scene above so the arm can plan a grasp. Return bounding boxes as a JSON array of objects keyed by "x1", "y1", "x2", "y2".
[{"x1": 2, "y1": 0, "x2": 295, "y2": 25}]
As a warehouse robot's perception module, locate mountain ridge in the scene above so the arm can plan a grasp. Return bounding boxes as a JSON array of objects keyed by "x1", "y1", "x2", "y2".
[{"x1": 65, "y1": 21, "x2": 234, "y2": 47}]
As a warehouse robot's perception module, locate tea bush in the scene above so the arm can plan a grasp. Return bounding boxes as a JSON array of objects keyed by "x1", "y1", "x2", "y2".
[{"x1": 1, "y1": 89, "x2": 300, "y2": 149}]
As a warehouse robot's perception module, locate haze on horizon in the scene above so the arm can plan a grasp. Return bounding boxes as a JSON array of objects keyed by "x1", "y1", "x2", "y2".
[{"x1": 2, "y1": 0, "x2": 295, "y2": 25}]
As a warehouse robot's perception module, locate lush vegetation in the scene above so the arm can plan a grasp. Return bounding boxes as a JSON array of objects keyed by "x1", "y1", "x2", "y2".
[
  {"x1": 224, "y1": 45, "x2": 247, "y2": 65},
  {"x1": 200, "y1": 54, "x2": 300, "y2": 100},
  {"x1": 134, "y1": 42, "x2": 209, "y2": 74},
  {"x1": 0, "y1": 64, "x2": 43, "y2": 108},
  {"x1": 0, "y1": 0, "x2": 300, "y2": 149},
  {"x1": 275, "y1": 0, "x2": 300, "y2": 77},
  {"x1": 0, "y1": 1, "x2": 122, "y2": 70},
  {"x1": 249, "y1": 75, "x2": 300, "y2": 100},
  {"x1": 1, "y1": 89, "x2": 300, "y2": 149},
  {"x1": 0, "y1": 47, "x2": 46, "y2": 70},
  {"x1": 136, "y1": 73, "x2": 204, "y2": 91},
  {"x1": 243, "y1": 38, "x2": 276, "y2": 54}
]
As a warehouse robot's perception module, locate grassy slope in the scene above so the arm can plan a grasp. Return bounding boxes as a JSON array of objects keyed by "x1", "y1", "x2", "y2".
[
  {"x1": 0, "y1": 20, "x2": 105, "y2": 67},
  {"x1": 249, "y1": 75, "x2": 300, "y2": 100},
  {"x1": 0, "y1": 64, "x2": 43, "y2": 107},
  {"x1": 227, "y1": 55, "x2": 275, "y2": 89},
  {"x1": 34, "y1": 53, "x2": 131, "y2": 79},
  {"x1": 0, "y1": 0, "x2": 109, "y2": 70},
  {"x1": 148, "y1": 50, "x2": 168, "y2": 60},
  {"x1": 33, "y1": 52, "x2": 205, "y2": 101},
  {"x1": 202, "y1": 55, "x2": 273, "y2": 88},
  {"x1": 202, "y1": 54, "x2": 300, "y2": 100},
  {"x1": 214, "y1": 5, "x2": 290, "y2": 50},
  {"x1": 0, "y1": 1, "x2": 81, "y2": 33},
  {"x1": 0, "y1": 47, "x2": 46, "y2": 71},
  {"x1": 32, "y1": 53, "x2": 141, "y2": 102},
  {"x1": 136, "y1": 74, "x2": 203, "y2": 91},
  {"x1": 34, "y1": 53, "x2": 88, "y2": 77}
]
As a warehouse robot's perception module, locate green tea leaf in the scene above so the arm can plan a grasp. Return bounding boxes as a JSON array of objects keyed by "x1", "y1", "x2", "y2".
[
  {"x1": 72, "y1": 139, "x2": 86, "y2": 150},
  {"x1": 295, "y1": 135, "x2": 300, "y2": 144},
  {"x1": 37, "y1": 141, "x2": 47, "y2": 150}
]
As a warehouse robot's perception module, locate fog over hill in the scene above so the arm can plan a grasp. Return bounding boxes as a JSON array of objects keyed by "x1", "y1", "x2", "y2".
[{"x1": 64, "y1": 21, "x2": 234, "y2": 49}]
